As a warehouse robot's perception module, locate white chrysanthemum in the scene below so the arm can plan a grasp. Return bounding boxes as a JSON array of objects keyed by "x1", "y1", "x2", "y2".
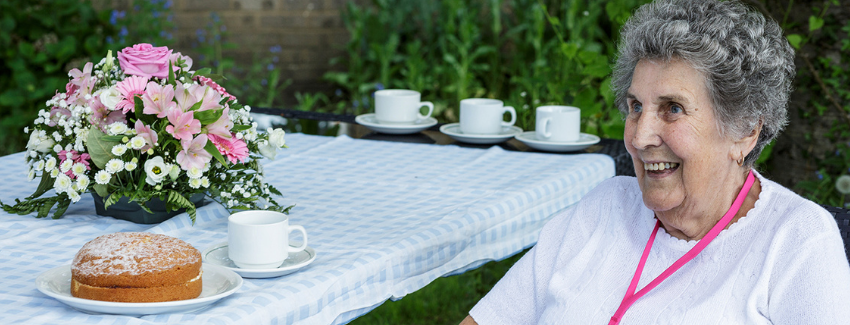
[
  {"x1": 129, "y1": 136, "x2": 146, "y2": 150},
  {"x1": 837, "y1": 175, "x2": 850, "y2": 195},
  {"x1": 53, "y1": 144, "x2": 62, "y2": 153},
  {"x1": 34, "y1": 160, "x2": 45, "y2": 172},
  {"x1": 71, "y1": 162, "x2": 87, "y2": 177},
  {"x1": 187, "y1": 167, "x2": 203, "y2": 179},
  {"x1": 59, "y1": 159, "x2": 74, "y2": 173},
  {"x1": 95, "y1": 170, "x2": 111, "y2": 185},
  {"x1": 50, "y1": 168, "x2": 60, "y2": 178},
  {"x1": 45, "y1": 157, "x2": 56, "y2": 170},
  {"x1": 53, "y1": 174, "x2": 72, "y2": 193},
  {"x1": 111, "y1": 144, "x2": 128, "y2": 156},
  {"x1": 75, "y1": 175, "x2": 90, "y2": 191},
  {"x1": 201, "y1": 177, "x2": 210, "y2": 188},
  {"x1": 107, "y1": 122, "x2": 129, "y2": 136},
  {"x1": 125, "y1": 161, "x2": 137, "y2": 172},
  {"x1": 105, "y1": 159, "x2": 124, "y2": 174},
  {"x1": 67, "y1": 189, "x2": 81, "y2": 203},
  {"x1": 188, "y1": 178, "x2": 203, "y2": 189},
  {"x1": 27, "y1": 169, "x2": 36, "y2": 181}
]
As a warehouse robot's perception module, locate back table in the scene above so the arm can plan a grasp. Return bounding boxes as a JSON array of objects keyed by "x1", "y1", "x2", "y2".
[{"x1": 0, "y1": 133, "x2": 614, "y2": 324}]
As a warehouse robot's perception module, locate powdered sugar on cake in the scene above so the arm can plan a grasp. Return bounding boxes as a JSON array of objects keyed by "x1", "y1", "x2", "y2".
[{"x1": 72, "y1": 232, "x2": 200, "y2": 276}]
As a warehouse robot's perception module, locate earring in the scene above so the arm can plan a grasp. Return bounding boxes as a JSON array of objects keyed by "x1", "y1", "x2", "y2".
[{"x1": 737, "y1": 152, "x2": 744, "y2": 167}]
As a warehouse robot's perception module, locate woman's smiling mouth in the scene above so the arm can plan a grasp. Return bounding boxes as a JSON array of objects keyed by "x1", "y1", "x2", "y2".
[{"x1": 643, "y1": 162, "x2": 680, "y2": 172}]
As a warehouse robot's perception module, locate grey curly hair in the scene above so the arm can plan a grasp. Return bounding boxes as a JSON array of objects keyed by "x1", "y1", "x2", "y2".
[{"x1": 611, "y1": 0, "x2": 795, "y2": 167}]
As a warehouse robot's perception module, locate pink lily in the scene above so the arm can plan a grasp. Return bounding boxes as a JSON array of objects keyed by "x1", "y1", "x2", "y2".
[
  {"x1": 165, "y1": 108, "x2": 201, "y2": 141},
  {"x1": 177, "y1": 134, "x2": 212, "y2": 171},
  {"x1": 142, "y1": 82, "x2": 177, "y2": 118},
  {"x1": 115, "y1": 75, "x2": 150, "y2": 113},
  {"x1": 194, "y1": 85, "x2": 222, "y2": 111},
  {"x1": 134, "y1": 120, "x2": 159, "y2": 151},
  {"x1": 205, "y1": 107, "x2": 233, "y2": 138},
  {"x1": 174, "y1": 83, "x2": 200, "y2": 112}
]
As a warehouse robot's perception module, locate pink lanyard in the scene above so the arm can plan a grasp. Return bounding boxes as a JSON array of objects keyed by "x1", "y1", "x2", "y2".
[{"x1": 609, "y1": 170, "x2": 755, "y2": 325}]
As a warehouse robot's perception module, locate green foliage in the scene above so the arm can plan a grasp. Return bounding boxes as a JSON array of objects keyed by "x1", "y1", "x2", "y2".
[
  {"x1": 786, "y1": 2, "x2": 850, "y2": 207},
  {"x1": 0, "y1": 0, "x2": 173, "y2": 157},
  {"x1": 322, "y1": 0, "x2": 652, "y2": 139}
]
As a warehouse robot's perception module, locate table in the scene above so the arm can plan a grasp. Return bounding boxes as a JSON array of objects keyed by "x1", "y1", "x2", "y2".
[{"x1": 0, "y1": 133, "x2": 614, "y2": 324}]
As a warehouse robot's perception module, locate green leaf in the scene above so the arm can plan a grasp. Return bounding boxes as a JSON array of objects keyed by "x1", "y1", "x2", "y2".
[
  {"x1": 231, "y1": 124, "x2": 251, "y2": 132},
  {"x1": 52, "y1": 197, "x2": 71, "y2": 219},
  {"x1": 809, "y1": 16, "x2": 824, "y2": 32},
  {"x1": 204, "y1": 140, "x2": 228, "y2": 166},
  {"x1": 168, "y1": 61, "x2": 176, "y2": 86},
  {"x1": 192, "y1": 68, "x2": 212, "y2": 78},
  {"x1": 786, "y1": 34, "x2": 803, "y2": 49},
  {"x1": 134, "y1": 96, "x2": 144, "y2": 120},
  {"x1": 94, "y1": 184, "x2": 109, "y2": 198},
  {"x1": 194, "y1": 109, "x2": 223, "y2": 125},
  {"x1": 26, "y1": 171, "x2": 55, "y2": 200},
  {"x1": 86, "y1": 128, "x2": 119, "y2": 169}
]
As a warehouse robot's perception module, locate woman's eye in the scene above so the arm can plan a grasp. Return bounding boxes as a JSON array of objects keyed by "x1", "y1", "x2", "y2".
[
  {"x1": 632, "y1": 102, "x2": 642, "y2": 113},
  {"x1": 670, "y1": 104, "x2": 682, "y2": 114}
]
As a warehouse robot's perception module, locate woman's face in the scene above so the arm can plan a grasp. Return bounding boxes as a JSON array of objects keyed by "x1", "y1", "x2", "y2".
[{"x1": 624, "y1": 59, "x2": 742, "y2": 218}]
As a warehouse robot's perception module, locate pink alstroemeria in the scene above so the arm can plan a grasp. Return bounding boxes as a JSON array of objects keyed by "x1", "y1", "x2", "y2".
[
  {"x1": 194, "y1": 85, "x2": 222, "y2": 112},
  {"x1": 114, "y1": 75, "x2": 150, "y2": 113},
  {"x1": 134, "y1": 120, "x2": 159, "y2": 151},
  {"x1": 174, "y1": 82, "x2": 199, "y2": 112},
  {"x1": 196, "y1": 76, "x2": 236, "y2": 102},
  {"x1": 59, "y1": 150, "x2": 78, "y2": 162},
  {"x1": 142, "y1": 82, "x2": 177, "y2": 118},
  {"x1": 205, "y1": 107, "x2": 233, "y2": 138},
  {"x1": 208, "y1": 133, "x2": 249, "y2": 164},
  {"x1": 165, "y1": 108, "x2": 201, "y2": 141},
  {"x1": 177, "y1": 134, "x2": 212, "y2": 171},
  {"x1": 90, "y1": 95, "x2": 126, "y2": 131}
]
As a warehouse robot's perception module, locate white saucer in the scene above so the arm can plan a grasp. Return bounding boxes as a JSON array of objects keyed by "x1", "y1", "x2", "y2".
[
  {"x1": 202, "y1": 242, "x2": 317, "y2": 279},
  {"x1": 439, "y1": 123, "x2": 523, "y2": 145},
  {"x1": 35, "y1": 263, "x2": 242, "y2": 315},
  {"x1": 515, "y1": 131, "x2": 601, "y2": 152},
  {"x1": 355, "y1": 113, "x2": 438, "y2": 135}
]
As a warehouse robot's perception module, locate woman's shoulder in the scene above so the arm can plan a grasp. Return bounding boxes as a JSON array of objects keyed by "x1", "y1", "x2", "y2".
[{"x1": 755, "y1": 172, "x2": 840, "y2": 240}]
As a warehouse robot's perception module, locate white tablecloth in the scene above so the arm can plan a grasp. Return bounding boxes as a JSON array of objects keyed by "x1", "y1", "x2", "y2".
[{"x1": 0, "y1": 133, "x2": 614, "y2": 324}]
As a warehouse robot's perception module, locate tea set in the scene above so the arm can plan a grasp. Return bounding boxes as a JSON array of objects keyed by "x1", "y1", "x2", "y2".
[{"x1": 356, "y1": 89, "x2": 600, "y2": 152}]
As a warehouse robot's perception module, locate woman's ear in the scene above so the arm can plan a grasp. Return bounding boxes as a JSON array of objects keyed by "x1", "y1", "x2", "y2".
[{"x1": 731, "y1": 119, "x2": 762, "y2": 162}]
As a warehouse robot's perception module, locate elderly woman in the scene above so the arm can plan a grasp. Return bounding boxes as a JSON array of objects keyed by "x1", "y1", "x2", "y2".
[{"x1": 461, "y1": 0, "x2": 850, "y2": 324}]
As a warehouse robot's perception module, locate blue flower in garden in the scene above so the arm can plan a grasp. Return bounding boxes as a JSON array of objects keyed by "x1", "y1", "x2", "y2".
[
  {"x1": 211, "y1": 13, "x2": 220, "y2": 23},
  {"x1": 153, "y1": 11, "x2": 160, "y2": 18},
  {"x1": 196, "y1": 29, "x2": 206, "y2": 42},
  {"x1": 361, "y1": 96, "x2": 370, "y2": 107},
  {"x1": 120, "y1": 26, "x2": 128, "y2": 37},
  {"x1": 269, "y1": 45, "x2": 282, "y2": 53},
  {"x1": 375, "y1": 83, "x2": 385, "y2": 91},
  {"x1": 261, "y1": 79, "x2": 268, "y2": 86},
  {"x1": 167, "y1": 13, "x2": 173, "y2": 22},
  {"x1": 220, "y1": 25, "x2": 227, "y2": 32},
  {"x1": 353, "y1": 100, "x2": 360, "y2": 108},
  {"x1": 109, "y1": 10, "x2": 125, "y2": 25},
  {"x1": 267, "y1": 64, "x2": 274, "y2": 71},
  {"x1": 164, "y1": 0, "x2": 172, "y2": 9},
  {"x1": 335, "y1": 89, "x2": 342, "y2": 97},
  {"x1": 817, "y1": 171, "x2": 824, "y2": 180},
  {"x1": 106, "y1": 36, "x2": 113, "y2": 44}
]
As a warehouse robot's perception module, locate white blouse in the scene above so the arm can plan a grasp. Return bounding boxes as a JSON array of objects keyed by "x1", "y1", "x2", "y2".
[{"x1": 470, "y1": 171, "x2": 850, "y2": 324}]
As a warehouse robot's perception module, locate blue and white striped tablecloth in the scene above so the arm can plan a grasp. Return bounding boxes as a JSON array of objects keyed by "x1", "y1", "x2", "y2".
[{"x1": 0, "y1": 133, "x2": 614, "y2": 324}]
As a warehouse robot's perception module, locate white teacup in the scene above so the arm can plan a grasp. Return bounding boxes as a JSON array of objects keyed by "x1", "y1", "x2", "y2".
[
  {"x1": 374, "y1": 89, "x2": 434, "y2": 124},
  {"x1": 459, "y1": 98, "x2": 516, "y2": 135},
  {"x1": 535, "y1": 105, "x2": 580, "y2": 142},
  {"x1": 228, "y1": 210, "x2": 308, "y2": 269}
]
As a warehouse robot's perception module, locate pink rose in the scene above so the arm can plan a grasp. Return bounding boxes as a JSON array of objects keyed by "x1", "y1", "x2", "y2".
[{"x1": 117, "y1": 43, "x2": 173, "y2": 79}]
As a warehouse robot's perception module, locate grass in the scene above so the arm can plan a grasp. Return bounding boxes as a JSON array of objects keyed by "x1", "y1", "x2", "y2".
[{"x1": 348, "y1": 249, "x2": 528, "y2": 325}]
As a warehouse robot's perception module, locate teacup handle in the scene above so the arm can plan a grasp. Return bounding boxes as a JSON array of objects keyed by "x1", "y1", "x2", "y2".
[
  {"x1": 418, "y1": 101, "x2": 434, "y2": 120},
  {"x1": 288, "y1": 225, "x2": 308, "y2": 253},
  {"x1": 502, "y1": 106, "x2": 517, "y2": 127},
  {"x1": 538, "y1": 117, "x2": 552, "y2": 139}
]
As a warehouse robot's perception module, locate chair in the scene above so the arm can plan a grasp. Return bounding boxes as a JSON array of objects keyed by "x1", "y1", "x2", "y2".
[{"x1": 820, "y1": 204, "x2": 850, "y2": 262}]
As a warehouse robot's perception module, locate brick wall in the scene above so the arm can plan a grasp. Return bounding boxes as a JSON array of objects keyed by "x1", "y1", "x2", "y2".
[{"x1": 106, "y1": 0, "x2": 357, "y2": 107}]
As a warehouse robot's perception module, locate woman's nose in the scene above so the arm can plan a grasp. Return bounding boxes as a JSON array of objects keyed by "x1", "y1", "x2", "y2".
[{"x1": 630, "y1": 113, "x2": 662, "y2": 150}]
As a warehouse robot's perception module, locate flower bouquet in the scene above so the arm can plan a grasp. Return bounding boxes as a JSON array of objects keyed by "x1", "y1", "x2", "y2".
[{"x1": 1, "y1": 43, "x2": 291, "y2": 223}]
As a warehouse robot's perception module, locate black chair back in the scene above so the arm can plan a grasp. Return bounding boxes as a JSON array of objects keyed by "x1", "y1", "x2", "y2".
[{"x1": 820, "y1": 205, "x2": 850, "y2": 263}]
